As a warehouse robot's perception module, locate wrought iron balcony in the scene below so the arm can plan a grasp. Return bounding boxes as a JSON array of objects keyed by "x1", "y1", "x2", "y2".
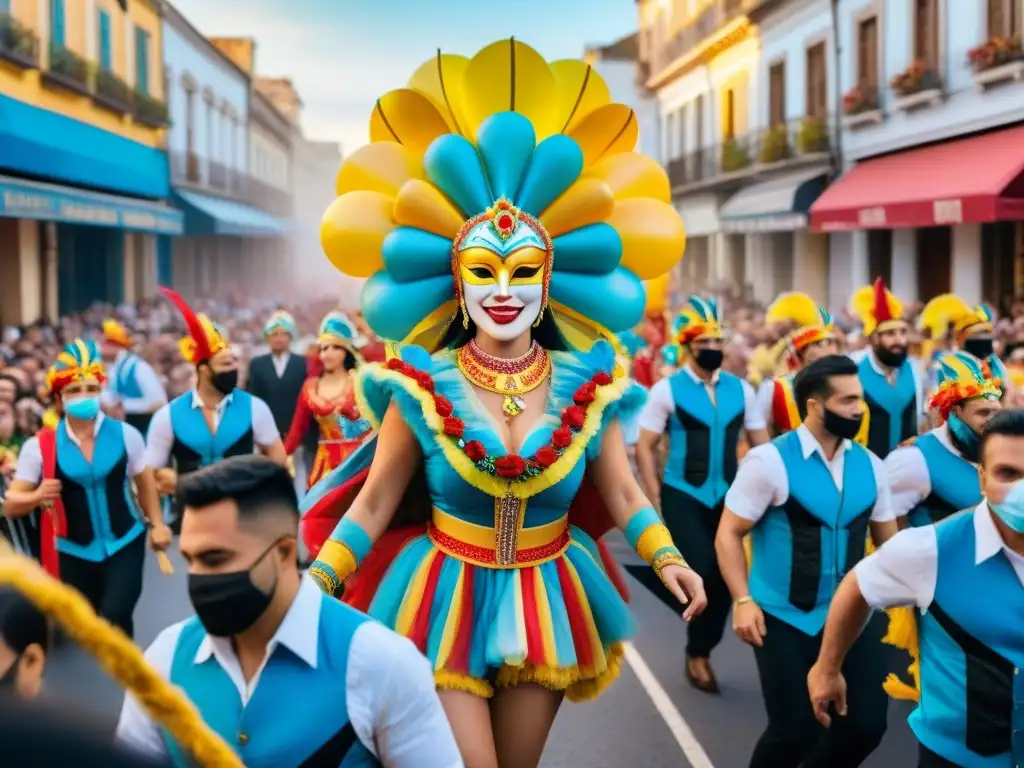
[
  {"x1": 93, "y1": 68, "x2": 132, "y2": 115},
  {"x1": 245, "y1": 176, "x2": 292, "y2": 218},
  {"x1": 208, "y1": 160, "x2": 228, "y2": 191},
  {"x1": 43, "y1": 42, "x2": 90, "y2": 96},
  {"x1": 0, "y1": 12, "x2": 39, "y2": 69},
  {"x1": 133, "y1": 90, "x2": 169, "y2": 128},
  {"x1": 649, "y1": 0, "x2": 751, "y2": 82}
]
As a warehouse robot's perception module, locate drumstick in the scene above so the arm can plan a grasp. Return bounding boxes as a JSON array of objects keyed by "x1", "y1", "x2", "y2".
[{"x1": 156, "y1": 551, "x2": 174, "y2": 575}]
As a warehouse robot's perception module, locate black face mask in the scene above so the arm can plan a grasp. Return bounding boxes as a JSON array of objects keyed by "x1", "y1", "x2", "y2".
[
  {"x1": 209, "y1": 369, "x2": 238, "y2": 395},
  {"x1": 823, "y1": 407, "x2": 863, "y2": 441},
  {"x1": 0, "y1": 655, "x2": 20, "y2": 691},
  {"x1": 694, "y1": 348, "x2": 724, "y2": 373},
  {"x1": 874, "y1": 345, "x2": 908, "y2": 368},
  {"x1": 962, "y1": 337, "x2": 994, "y2": 360},
  {"x1": 188, "y1": 541, "x2": 281, "y2": 638}
]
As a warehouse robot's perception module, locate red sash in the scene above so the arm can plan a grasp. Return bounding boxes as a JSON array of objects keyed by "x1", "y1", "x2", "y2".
[{"x1": 36, "y1": 428, "x2": 66, "y2": 579}]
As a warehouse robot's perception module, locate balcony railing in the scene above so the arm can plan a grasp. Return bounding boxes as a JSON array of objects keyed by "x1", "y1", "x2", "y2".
[
  {"x1": 93, "y1": 68, "x2": 132, "y2": 114},
  {"x1": 171, "y1": 151, "x2": 249, "y2": 199},
  {"x1": 0, "y1": 12, "x2": 39, "y2": 69},
  {"x1": 43, "y1": 42, "x2": 90, "y2": 96},
  {"x1": 133, "y1": 89, "x2": 169, "y2": 128},
  {"x1": 650, "y1": 0, "x2": 749, "y2": 81},
  {"x1": 666, "y1": 116, "x2": 833, "y2": 191},
  {"x1": 245, "y1": 177, "x2": 292, "y2": 218},
  {"x1": 208, "y1": 160, "x2": 228, "y2": 191}
]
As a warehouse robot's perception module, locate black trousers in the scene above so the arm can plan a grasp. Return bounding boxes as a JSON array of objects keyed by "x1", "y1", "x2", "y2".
[
  {"x1": 750, "y1": 611, "x2": 888, "y2": 768},
  {"x1": 58, "y1": 534, "x2": 146, "y2": 639},
  {"x1": 661, "y1": 484, "x2": 730, "y2": 658},
  {"x1": 918, "y1": 743, "x2": 962, "y2": 767}
]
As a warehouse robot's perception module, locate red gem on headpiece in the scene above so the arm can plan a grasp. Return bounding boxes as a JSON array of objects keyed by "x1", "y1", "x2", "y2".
[{"x1": 496, "y1": 213, "x2": 515, "y2": 232}]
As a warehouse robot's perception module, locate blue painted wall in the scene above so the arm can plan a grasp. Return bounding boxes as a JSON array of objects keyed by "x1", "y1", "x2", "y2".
[{"x1": 157, "y1": 235, "x2": 173, "y2": 286}]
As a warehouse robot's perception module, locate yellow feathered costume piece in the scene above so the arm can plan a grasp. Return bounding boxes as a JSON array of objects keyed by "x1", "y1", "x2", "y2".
[{"x1": 0, "y1": 541, "x2": 242, "y2": 767}]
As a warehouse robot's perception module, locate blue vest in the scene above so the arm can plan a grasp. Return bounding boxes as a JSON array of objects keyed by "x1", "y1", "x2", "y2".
[
  {"x1": 169, "y1": 390, "x2": 255, "y2": 475},
  {"x1": 857, "y1": 355, "x2": 917, "y2": 459},
  {"x1": 664, "y1": 370, "x2": 745, "y2": 507},
  {"x1": 165, "y1": 598, "x2": 380, "y2": 767},
  {"x1": 911, "y1": 511, "x2": 1024, "y2": 767},
  {"x1": 907, "y1": 433, "x2": 981, "y2": 528},
  {"x1": 114, "y1": 354, "x2": 144, "y2": 399},
  {"x1": 749, "y1": 431, "x2": 877, "y2": 635},
  {"x1": 54, "y1": 418, "x2": 144, "y2": 562}
]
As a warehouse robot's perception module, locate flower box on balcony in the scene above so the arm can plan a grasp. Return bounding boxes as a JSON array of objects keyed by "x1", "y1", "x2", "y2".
[
  {"x1": 134, "y1": 90, "x2": 169, "y2": 128},
  {"x1": 721, "y1": 138, "x2": 750, "y2": 173},
  {"x1": 890, "y1": 61, "x2": 943, "y2": 111},
  {"x1": 93, "y1": 68, "x2": 132, "y2": 115},
  {"x1": 0, "y1": 12, "x2": 39, "y2": 69},
  {"x1": 841, "y1": 85, "x2": 883, "y2": 129},
  {"x1": 795, "y1": 116, "x2": 829, "y2": 155},
  {"x1": 757, "y1": 124, "x2": 790, "y2": 165},
  {"x1": 42, "y1": 42, "x2": 90, "y2": 96},
  {"x1": 969, "y1": 35, "x2": 1024, "y2": 89},
  {"x1": 893, "y1": 87, "x2": 943, "y2": 112}
]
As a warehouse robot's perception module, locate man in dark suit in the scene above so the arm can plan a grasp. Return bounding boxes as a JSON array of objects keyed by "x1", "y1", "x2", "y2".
[{"x1": 245, "y1": 311, "x2": 312, "y2": 495}]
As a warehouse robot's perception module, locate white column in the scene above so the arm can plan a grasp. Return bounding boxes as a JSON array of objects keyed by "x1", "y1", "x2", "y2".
[
  {"x1": 794, "y1": 231, "x2": 829, "y2": 305},
  {"x1": 124, "y1": 13, "x2": 135, "y2": 88},
  {"x1": 44, "y1": 223, "x2": 58, "y2": 322},
  {"x1": 84, "y1": 0, "x2": 97, "y2": 61},
  {"x1": 890, "y1": 229, "x2": 918, "y2": 302},
  {"x1": 123, "y1": 233, "x2": 137, "y2": 304},
  {"x1": 18, "y1": 219, "x2": 42, "y2": 324},
  {"x1": 828, "y1": 231, "x2": 867, "y2": 311},
  {"x1": 951, "y1": 223, "x2": 982, "y2": 306}
]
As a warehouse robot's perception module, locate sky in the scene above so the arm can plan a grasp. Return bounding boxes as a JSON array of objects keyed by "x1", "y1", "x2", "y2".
[{"x1": 172, "y1": 0, "x2": 639, "y2": 157}]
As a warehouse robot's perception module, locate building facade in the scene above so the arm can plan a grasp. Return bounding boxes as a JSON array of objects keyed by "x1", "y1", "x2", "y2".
[
  {"x1": 291, "y1": 135, "x2": 342, "y2": 296},
  {"x1": 0, "y1": 0, "x2": 180, "y2": 324},
  {"x1": 639, "y1": 0, "x2": 838, "y2": 306},
  {"x1": 813, "y1": 0, "x2": 1024, "y2": 310}
]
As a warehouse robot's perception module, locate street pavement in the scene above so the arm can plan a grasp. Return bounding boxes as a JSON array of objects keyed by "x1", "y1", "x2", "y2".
[{"x1": 46, "y1": 535, "x2": 920, "y2": 767}]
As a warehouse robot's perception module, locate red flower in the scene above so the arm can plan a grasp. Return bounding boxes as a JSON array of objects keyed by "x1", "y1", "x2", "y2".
[
  {"x1": 494, "y1": 454, "x2": 527, "y2": 478},
  {"x1": 463, "y1": 440, "x2": 487, "y2": 462},
  {"x1": 551, "y1": 426, "x2": 572, "y2": 448},
  {"x1": 535, "y1": 446, "x2": 558, "y2": 467},
  {"x1": 561, "y1": 405, "x2": 586, "y2": 430},
  {"x1": 416, "y1": 371, "x2": 435, "y2": 393},
  {"x1": 574, "y1": 381, "x2": 597, "y2": 405},
  {"x1": 592, "y1": 372, "x2": 612, "y2": 386},
  {"x1": 443, "y1": 416, "x2": 464, "y2": 438},
  {"x1": 434, "y1": 395, "x2": 453, "y2": 417}
]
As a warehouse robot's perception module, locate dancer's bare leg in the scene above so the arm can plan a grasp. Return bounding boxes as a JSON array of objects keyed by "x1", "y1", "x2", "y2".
[
  {"x1": 438, "y1": 689, "x2": 498, "y2": 768},
  {"x1": 490, "y1": 683, "x2": 563, "y2": 768}
]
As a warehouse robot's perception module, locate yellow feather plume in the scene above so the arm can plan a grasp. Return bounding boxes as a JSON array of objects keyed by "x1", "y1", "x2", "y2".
[
  {"x1": 766, "y1": 292, "x2": 821, "y2": 328},
  {"x1": 918, "y1": 294, "x2": 973, "y2": 339}
]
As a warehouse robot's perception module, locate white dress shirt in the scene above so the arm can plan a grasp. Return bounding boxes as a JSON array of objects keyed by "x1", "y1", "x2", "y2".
[
  {"x1": 116, "y1": 576, "x2": 463, "y2": 768},
  {"x1": 755, "y1": 378, "x2": 775, "y2": 425},
  {"x1": 855, "y1": 502, "x2": 1024, "y2": 610},
  {"x1": 15, "y1": 413, "x2": 147, "y2": 484},
  {"x1": 724, "y1": 424, "x2": 895, "y2": 524},
  {"x1": 144, "y1": 389, "x2": 280, "y2": 469},
  {"x1": 271, "y1": 352, "x2": 292, "y2": 379},
  {"x1": 100, "y1": 350, "x2": 167, "y2": 414},
  {"x1": 637, "y1": 363, "x2": 767, "y2": 434},
  {"x1": 884, "y1": 424, "x2": 970, "y2": 519}
]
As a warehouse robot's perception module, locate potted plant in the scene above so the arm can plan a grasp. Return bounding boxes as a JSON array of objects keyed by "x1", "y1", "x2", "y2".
[
  {"x1": 967, "y1": 35, "x2": 1024, "y2": 72},
  {"x1": 757, "y1": 124, "x2": 790, "y2": 164},
  {"x1": 720, "y1": 137, "x2": 750, "y2": 172},
  {"x1": 0, "y1": 11, "x2": 39, "y2": 65},
  {"x1": 796, "y1": 116, "x2": 828, "y2": 153},
  {"x1": 890, "y1": 60, "x2": 942, "y2": 96},
  {"x1": 842, "y1": 85, "x2": 879, "y2": 115}
]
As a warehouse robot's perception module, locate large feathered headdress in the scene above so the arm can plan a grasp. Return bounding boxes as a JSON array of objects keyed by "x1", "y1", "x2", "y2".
[
  {"x1": 672, "y1": 296, "x2": 724, "y2": 346},
  {"x1": 928, "y1": 351, "x2": 1001, "y2": 421},
  {"x1": 766, "y1": 291, "x2": 836, "y2": 371},
  {"x1": 159, "y1": 287, "x2": 228, "y2": 365},
  {"x1": 850, "y1": 277, "x2": 904, "y2": 336},
  {"x1": 319, "y1": 38, "x2": 686, "y2": 353},
  {"x1": 45, "y1": 339, "x2": 107, "y2": 395}
]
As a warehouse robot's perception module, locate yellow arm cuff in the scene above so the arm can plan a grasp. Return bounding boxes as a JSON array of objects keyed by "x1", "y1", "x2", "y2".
[
  {"x1": 309, "y1": 541, "x2": 358, "y2": 594},
  {"x1": 635, "y1": 524, "x2": 676, "y2": 564}
]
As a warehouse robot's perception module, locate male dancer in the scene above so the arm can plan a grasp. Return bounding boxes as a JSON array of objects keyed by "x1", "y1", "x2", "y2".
[
  {"x1": 99, "y1": 319, "x2": 166, "y2": 435},
  {"x1": 716, "y1": 355, "x2": 898, "y2": 767},
  {"x1": 144, "y1": 290, "x2": 286, "y2": 520},
  {"x1": 809, "y1": 408, "x2": 1024, "y2": 767},
  {"x1": 636, "y1": 296, "x2": 769, "y2": 692},
  {"x1": 850, "y1": 278, "x2": 924, "y2": 458},
  {"x1": 762, "y1": 292, "x2": 839, "y2": 436},
  {"x1": 4, "y1": 340, "x2": 170, "y2": 637}
]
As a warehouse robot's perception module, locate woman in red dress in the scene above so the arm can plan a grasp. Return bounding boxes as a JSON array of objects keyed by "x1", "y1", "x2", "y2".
[{"x1": 284, "y1": 312, "x2": 372, "y2": 489}]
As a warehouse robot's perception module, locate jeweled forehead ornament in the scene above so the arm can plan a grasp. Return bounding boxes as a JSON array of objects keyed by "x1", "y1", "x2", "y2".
[{"x1": 450, "y1": 197, "x2": 554, "y2": 329}]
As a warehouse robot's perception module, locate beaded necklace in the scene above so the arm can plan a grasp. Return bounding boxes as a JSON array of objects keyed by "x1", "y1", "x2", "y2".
[{"x1": 457, "y1": 340, "x2": 551, "y2": 418}]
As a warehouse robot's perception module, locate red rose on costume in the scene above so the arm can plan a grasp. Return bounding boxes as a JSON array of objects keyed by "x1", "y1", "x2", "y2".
[
  {"x1": 574, "y1": 381, "x2": 597, "y2": 405},
  {"x1": 443, "y1": 417, "x2": 464, "y2": 438},
  {"x1": 592, "y1": 372, "x2": 613, "y2": 386},
  {"x1": 416, "y1": 372, "x2": 435, "y2": 393},
  {"x1": 562, "y1": 405, "x2": 586, "y2": 429},
  {"x1": 551, "y1": 426, "x2": 572, "y2": 448},
  {"x1": 494, "y1": 455, "x2": 527, "y2": 478},
  {"x1": 463, "y1": 440, "x2": 487, "y2": 462},
  {"x1": 434, "y1": 395, "x2": 454, "y2": 417},
  {"x1": 534, "y1": 446, "x2": 558, "y2": 467}
]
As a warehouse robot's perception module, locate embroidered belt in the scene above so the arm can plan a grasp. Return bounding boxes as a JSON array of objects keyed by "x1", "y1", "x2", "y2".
[{"x1": 428, "y1": 507, "x2": 570, "y2": 569}]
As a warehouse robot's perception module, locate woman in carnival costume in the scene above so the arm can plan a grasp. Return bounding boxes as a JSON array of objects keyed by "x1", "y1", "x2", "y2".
[
  {"x1": 304, "y1": 38, "x2": 705, "y2": 765},
  {"x1": 283, "y1": 311, "x2": 373, "y2": 489}
]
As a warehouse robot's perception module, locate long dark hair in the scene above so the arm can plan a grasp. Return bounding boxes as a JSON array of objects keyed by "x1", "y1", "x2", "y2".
[{"x1": 438, "y1": 306, "x2": 568, "y2": 352}]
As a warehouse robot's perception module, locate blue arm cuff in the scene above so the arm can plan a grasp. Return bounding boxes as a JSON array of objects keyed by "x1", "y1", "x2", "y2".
[
  {"x1": 624, "y1": 507, "x2": 660, "y2": 550},
  {"x1": 332, "y1": 518, "x2": 373, "y2": 564}
]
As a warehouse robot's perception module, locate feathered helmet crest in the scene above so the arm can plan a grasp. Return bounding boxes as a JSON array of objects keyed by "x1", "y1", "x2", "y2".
[
  {"x1": 101, "y1": 319, "x2": 132, "y2": 348},
  {"x1": 928, "y1": 351, "x2": 1001, "y2": 421},
  {"x1": 850, "y1": 277, "x2": 904, "y2": 336},
  {"x1": 159, "y1": 287, "x2": 228, "y2": 365},
  {"x1": 766, "y1": 292, "x2": 835, "y2": 371},
  {"x1": 672, "y1": 296, "x2": 724, "y2": 347},
  {"x1": 319, "y1": 38, "x2": 686, "y2": 353},
  {"x1": 918, "y1": 294, "x2": 994, "y2": 341},
  {"x1": 45, "y1": 339, "x2": 106, "y2": 395}
]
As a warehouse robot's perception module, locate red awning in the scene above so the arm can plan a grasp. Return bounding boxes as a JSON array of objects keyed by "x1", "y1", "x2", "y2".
[{"x1": 810, "y1": 125, "x2": 1024, "y2": 231}]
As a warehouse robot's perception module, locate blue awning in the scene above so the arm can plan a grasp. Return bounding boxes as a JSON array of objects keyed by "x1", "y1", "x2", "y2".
[
  {"x1": 0, "y1": 175, "x2": 183, "y2": 235},
  {"x1": 173, "y1": 189, "x2": 288, "y2": 237},
  {"x1": 0, "y1": 93, "x2": 171, "y2": 200},
  {"x1": 720, "y1": 168, "x2": 828, "y2": 234}
]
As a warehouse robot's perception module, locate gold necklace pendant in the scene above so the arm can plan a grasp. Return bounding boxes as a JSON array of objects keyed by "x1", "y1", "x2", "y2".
[
  {"x1": 458, "y1": 342, "x2": 551, "y2": 421},
  {"x1": 503, "y1": 394, "x2": 526, "y2": 417}
]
